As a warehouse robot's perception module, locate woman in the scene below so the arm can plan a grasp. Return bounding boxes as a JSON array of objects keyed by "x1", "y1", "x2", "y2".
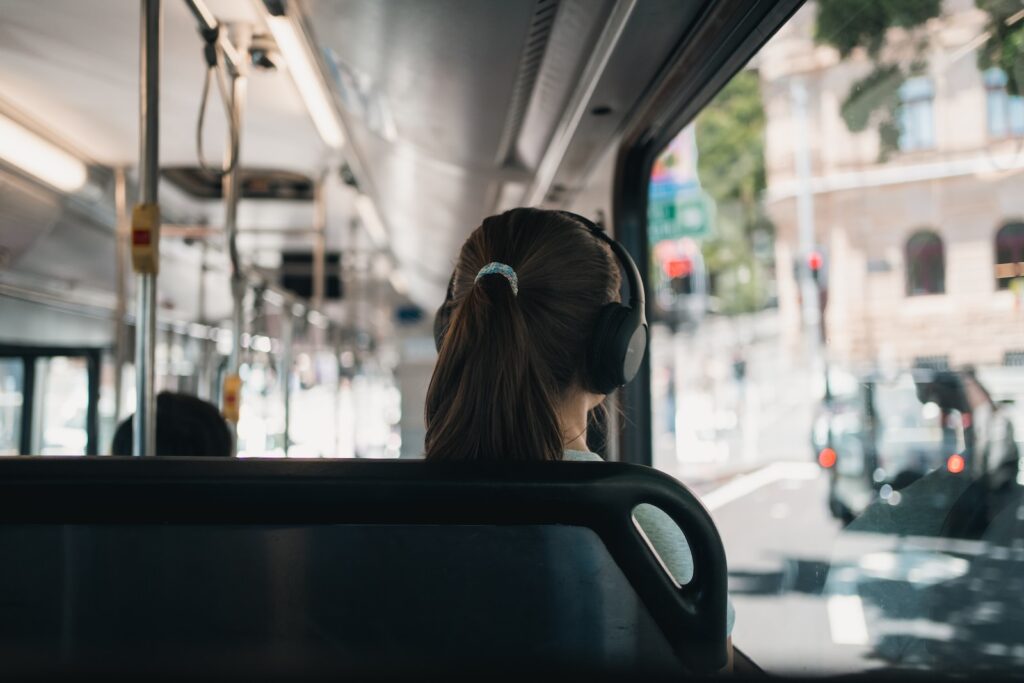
[{"x1": 425, "y1": 207, "x2": 735, "y2": 644}]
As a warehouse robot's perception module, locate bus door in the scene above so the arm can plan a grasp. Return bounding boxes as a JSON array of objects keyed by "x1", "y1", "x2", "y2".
[{"x1": 0, "y1": 345, "x2": 101, "y2": 456}]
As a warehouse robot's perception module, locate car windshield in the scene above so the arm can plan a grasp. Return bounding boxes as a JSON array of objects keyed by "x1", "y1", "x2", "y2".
[{"x1": 647, "y1": 0, "x2": 1024, "y2": 676}]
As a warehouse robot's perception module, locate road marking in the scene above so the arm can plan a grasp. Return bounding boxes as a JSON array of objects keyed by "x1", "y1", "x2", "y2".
[
  {"x1": 702, "y1": 462, "x2": 820, "y2": 511},
  {"x1": 700, "y1": 460, "x2": 869, "y2": 646},
  {"x1": 827, "y1": 594, "x2": 870, "y2": 645}
]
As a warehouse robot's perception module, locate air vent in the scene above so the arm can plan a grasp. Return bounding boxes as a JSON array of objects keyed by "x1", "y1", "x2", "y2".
[
  {"x1": 496, "y1": 0, "x2": 559, "y2": 164},
  {"x1": 162, "y1": 167, "x2": 315, "y2": 201}
]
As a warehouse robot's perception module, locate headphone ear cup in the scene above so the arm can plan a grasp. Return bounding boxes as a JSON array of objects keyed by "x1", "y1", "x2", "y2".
[
  {"x1": 622, "y1": 316, "x2": 648, "y2": 384},
  {"x1": 587, "y1": 303, "x2": 629, "y2": 394}
]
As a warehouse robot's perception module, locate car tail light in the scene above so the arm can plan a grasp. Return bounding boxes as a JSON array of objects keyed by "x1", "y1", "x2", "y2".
[
  {"x1": 818, "y1": 447, "x2": 837, "y2": 468},
  {"x1": 947, "y1": 453, "x2": 965, "y2": 474}
]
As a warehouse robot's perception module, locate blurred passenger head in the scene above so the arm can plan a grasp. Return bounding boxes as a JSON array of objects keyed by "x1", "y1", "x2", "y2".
[
  {"x1": 425, "y1": 208, "x2": 620, "y2": 461},
  {"x1": 111, "y1": 391, "x2": 232, "y2": 457}
]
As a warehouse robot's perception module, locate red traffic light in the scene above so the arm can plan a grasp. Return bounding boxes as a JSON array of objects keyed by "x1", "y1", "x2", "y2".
[
  {"x1": 664, "y1": 257, "x2": 692, "y2": 279},
  {"x1": 807, "y1": 251, "x2": 823, "y2": 272}
]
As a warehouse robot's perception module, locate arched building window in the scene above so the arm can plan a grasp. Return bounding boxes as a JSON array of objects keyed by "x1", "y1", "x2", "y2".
[
  {"x1": 996, "y1": 223, "x2": 1024, "y2": 290},
  {"x1": 905, "y1": 230, "x2": 945, "y2": 296}
]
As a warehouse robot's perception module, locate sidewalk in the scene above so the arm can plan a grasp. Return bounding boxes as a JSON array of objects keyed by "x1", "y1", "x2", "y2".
[{"x1": 650, "y1": 309, "x2": 819, "y2": 491}]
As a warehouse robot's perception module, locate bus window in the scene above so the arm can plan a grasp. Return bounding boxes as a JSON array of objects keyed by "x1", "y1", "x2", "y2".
[
  {"x1": 0, "y1": 359, "x2": 23, "y2": 455},
  {"x1": 647, "y1": 1, "x2": 1024, "y2": 676},
  {"x1": 33, "y1": 356, "x2": 89, "y2": 455},
  {"x1": 237, "y1": 358, "x2": 286, "y2": 458}
]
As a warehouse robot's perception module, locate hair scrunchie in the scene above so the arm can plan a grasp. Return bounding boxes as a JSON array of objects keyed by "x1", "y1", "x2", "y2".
[{"x1": 474, "y1": 262, "x2": 519, "y2": 295}]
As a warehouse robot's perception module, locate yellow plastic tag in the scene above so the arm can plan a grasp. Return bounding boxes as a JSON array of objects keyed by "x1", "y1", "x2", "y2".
[
  {"x1": 130, "y1": 203, "x2": 161, "y2": 274},
  {"x1": 222, "y1": 373, "x2": 242, "y2": 423}
]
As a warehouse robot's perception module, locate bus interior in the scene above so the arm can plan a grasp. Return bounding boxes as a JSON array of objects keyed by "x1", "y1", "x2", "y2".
[{"x1": 2, "y1": 0, "x2": 1024, "y2": 678}]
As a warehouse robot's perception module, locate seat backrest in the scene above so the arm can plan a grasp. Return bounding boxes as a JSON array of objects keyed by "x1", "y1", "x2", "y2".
[{"x1": 0, "y1": 458, "x2": 728, "y2": 676}]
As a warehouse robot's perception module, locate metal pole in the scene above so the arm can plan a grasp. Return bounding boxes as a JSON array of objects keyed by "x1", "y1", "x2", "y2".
[
  {"x1": 134, "y1": 0, "x2": 160, "y2": 457},
  {"x1": 183, "y1": 0, "x2": 243, "y2": 72},
  {"x1": 280, "y1": 309, "x2": 294, "y2": 456},
  {"x1": 791, "y1": 78, "x2": 827, "y2": 397},
  {"x1": 222, "y1": 23, "x2": 249, "y2": 451},
  {"x1": 790, "y1": 79, "x2": 817, "y2": 324},
  {"x1": 184, "y1": 0, "x2": 216, "y2": 33},
  {"x1": 313, "y1": 176, "x2": 326, "y2": 312},
  {"x1": 332, "y1": 339, "x2": 342, "y2": 458},
  {"x1": 312, "y1": 175, "x2": 327, "y2": 349},
  {"x1": 113, "y1": 167, "x2": 129, "y2": 425}
]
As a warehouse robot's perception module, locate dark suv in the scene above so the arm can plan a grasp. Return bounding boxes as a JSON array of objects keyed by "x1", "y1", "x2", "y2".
[{"x1": 812, "y1": 368, "x2": 1019, "y2": 525}]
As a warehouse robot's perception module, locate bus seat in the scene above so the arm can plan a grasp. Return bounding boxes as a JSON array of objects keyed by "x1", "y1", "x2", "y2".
[{"x1": 0, "y1": 458, "x2": 727, "y2": 677}]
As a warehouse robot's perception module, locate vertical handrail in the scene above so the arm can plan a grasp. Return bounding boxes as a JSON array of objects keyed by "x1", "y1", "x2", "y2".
[
  {"x1": 134, "y1": 0, "x2": 161, "y2": 457},
  {"x1": 85, "y1": 351, "x2": 101, "y2": 455},
  {"x1": 313, "y1": 175, "x2": 326, "y2": 314},
  {"x1": 312, "y1": 174, "x2": 327, "y2": 352},
  {"x1": 281, "y1": 310, "x2": 294, "y2": 457},
  {"x1": 113, "y1": 167, "x2": 129, "y2": 425},
  {"x1": 18, "y1": 358, "x2": 34, "y2": 456},
  {"x1": 221, "y1": 23, "x2": 250, "y2": 453}
]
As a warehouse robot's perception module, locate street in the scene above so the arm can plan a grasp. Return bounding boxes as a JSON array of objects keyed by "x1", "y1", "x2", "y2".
[
  {"x1": 686, "y1": 459, "x2": 1024, "y2": 675},
  {"x1": 649, "y1": 316, "x2": 1024, "y2": 675},
  {"x1": 702, "y1": 464, "x2": 865, "y2": 674}
]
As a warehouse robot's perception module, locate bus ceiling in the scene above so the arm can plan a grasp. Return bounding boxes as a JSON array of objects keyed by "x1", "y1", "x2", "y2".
[{"x1": 1, "y1": 0, "x2": 799, "y2": 314}]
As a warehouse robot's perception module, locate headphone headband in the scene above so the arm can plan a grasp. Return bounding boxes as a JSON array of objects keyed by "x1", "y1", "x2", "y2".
[{"x1": 554, "y1": 211, "x2": 646, "y2": 321}]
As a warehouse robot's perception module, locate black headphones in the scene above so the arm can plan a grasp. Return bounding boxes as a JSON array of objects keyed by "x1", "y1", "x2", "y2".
[{"x1": 433, "y1": 211, "x2": 648, "y2": 394}]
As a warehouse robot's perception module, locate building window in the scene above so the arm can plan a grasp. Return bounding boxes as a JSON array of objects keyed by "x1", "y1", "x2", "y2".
[
  {"x1": 898, "y1": 77, "x2": 935, "y2": 151},
  {"x1": 913, "y1": 355, "x2": 950, "y2": 371},
  {"x1": 905, "y1": 230, "x2": 945, "y2": 295},
  {"x1": 996, "y1": 223, "x2": 1024, "y2": 290},
  {"x1": 985, "y1": 68, "x2": 1024, "y2": 138}
]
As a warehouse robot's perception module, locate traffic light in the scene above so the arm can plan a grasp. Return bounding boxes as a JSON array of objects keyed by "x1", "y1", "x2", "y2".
[
  {"x1": 807, "y1": 250, "x2": 823, "y2": 283},
  {"x1": 664, "y1": 256, "x2": 693, "y2": 295}
]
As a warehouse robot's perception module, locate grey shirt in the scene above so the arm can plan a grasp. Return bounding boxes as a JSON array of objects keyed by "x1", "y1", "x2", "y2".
[{"x1": 564, "y1": 449, "x2": 736, "y2": 635}]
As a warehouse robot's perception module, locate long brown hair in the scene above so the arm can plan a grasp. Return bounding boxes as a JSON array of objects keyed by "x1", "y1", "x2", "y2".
[{"x1": 425, "y1": 208, "x2": 620, "y2": 461}]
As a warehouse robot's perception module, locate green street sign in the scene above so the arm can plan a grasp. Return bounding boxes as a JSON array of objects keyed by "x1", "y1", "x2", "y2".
[{"x1": 648, "y1": 191, "x2": 713, "y2": 242}]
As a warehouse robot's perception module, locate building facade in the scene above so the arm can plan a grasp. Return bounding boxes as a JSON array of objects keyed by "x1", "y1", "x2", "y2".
[{"x1": 761, "y1": 0, "x2": 1024, "y2": 369}]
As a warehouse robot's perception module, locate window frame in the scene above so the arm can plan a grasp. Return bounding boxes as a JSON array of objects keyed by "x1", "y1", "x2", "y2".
[
  {"x1": 0, "y1": 345, "x2": 102, "y2": 455},
  {"x1": 612, "y1": 0, "x2": 802, "y2": 465}
]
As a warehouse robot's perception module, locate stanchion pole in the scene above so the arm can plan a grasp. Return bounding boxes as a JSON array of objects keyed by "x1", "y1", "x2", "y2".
[{"x1": 132, "y1": 0, "x2": 161, "y2": 456}]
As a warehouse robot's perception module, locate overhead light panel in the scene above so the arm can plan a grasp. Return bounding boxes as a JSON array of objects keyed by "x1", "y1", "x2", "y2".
[
  {"x1": 265, "y1": 15, "x2": 345, "y2": 149},
  {"x1": 0, "y1": 114, "x2": 87, "y2": 192}
]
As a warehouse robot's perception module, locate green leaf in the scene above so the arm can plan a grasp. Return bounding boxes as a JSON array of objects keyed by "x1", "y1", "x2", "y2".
[
  {"x1": 840, "y1": 65, "x2": 904, "y2": 133},
  {"x1": 816, "y1": 0, "x2": 941, "y2": 58}
]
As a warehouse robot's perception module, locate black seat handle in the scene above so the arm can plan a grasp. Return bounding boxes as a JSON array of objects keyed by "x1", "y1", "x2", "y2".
[{"x1": 580, "y1": 466, "x2": 729, "y2": 673}]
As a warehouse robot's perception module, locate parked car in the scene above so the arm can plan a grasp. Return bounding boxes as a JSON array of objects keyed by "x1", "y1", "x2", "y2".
[{"x1": 813, "y1": 368, "x2": 1019, "y2": 525}]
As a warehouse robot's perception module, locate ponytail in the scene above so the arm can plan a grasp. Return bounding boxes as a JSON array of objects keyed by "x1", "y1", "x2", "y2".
[
  {"x1": 423, "y1": 208, "x2": 620, "y2": 462},
  {"x1": 424, "y1": 274, "x2": 563, "y2": 461}
]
